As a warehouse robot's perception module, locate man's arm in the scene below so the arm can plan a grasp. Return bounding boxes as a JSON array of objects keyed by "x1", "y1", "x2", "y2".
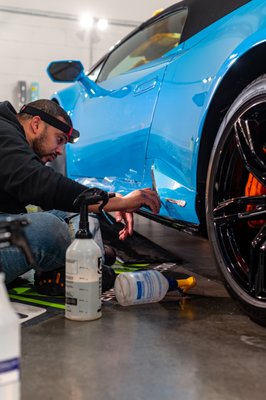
[
  {"x1": 88, "y1": 188, "x2": 160, "y2": 241},
  {"x1": 88, "y1": 188, "x2": 160, "y2": 214}
]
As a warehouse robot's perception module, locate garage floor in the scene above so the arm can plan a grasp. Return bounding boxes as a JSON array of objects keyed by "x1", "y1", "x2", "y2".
[{"x1": 21, "y1": 215, "x2": 266, "y2": 400}]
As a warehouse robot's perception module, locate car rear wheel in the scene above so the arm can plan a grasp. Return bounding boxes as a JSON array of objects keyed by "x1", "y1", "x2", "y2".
[{"x1": 206, "y1": 75, "x2": 266, "y2": 325}]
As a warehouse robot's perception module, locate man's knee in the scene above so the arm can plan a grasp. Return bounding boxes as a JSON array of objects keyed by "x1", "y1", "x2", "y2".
[
  {"x1": 25, "y1": 212, "x2": 71, "y2": 269},
  {"x1": 27, "y1": 212, "x2": 70, "y2": 244}
]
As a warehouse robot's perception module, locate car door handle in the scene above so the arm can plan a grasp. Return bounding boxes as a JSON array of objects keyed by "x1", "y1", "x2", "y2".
[{"x1": 134, "y1": 78, "x2": 158, "y2": 96}]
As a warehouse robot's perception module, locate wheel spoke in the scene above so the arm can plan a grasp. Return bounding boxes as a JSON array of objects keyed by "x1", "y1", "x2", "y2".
[
  {"x1": 249, "y1": 226, "x2": 266, "y2": 298},
  {"x1": 213, "y1": 195, "x2": 266, "y2": 224},
  {"x1": 234, "y1": 117, "x2": 266, "y2": 185}
]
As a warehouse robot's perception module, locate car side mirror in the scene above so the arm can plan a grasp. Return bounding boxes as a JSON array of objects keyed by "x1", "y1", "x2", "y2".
[
  {"x1": 47, "y1": 60, "x2": 109, "y2": 97},
  {"x1": 47, "y1": 60, "x2": 130, "y2": 99},
  {"x1": 47, "y1": 60, "x2": 84, "y2": 82}
]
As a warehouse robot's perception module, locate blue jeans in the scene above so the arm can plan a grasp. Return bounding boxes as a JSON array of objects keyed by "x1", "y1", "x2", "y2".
[{"x1": 0, "y1": 210, "x2": 104, "y2": 284}]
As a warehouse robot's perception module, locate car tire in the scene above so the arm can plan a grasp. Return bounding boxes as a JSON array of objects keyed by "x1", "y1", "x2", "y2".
[{"x1": 206, "y1": 75, "x2": 266, "y2": 325}]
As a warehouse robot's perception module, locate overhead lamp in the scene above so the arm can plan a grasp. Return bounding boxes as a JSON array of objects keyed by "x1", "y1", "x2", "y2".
[{"x1": 79, "y1": 13, "x2": 94, "y2": 30}]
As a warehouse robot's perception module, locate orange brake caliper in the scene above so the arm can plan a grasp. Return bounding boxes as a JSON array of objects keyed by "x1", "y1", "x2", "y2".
[{"x1": 245, "y1": 147, "x2": 266, "y2": 227}]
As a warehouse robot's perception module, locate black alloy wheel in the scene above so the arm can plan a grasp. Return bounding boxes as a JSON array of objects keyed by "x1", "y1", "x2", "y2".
[{"x1": 206, "y1": 75, "x2": 266, "y2": 325}]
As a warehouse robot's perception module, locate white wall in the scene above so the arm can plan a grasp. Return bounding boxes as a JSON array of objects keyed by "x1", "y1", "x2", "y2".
[
  {"x1": 0, "y1": 0, "x2": 177, "y2": 107},
  {"x1": 0, "y1": 1, "x2": 176, "y2": 23}
]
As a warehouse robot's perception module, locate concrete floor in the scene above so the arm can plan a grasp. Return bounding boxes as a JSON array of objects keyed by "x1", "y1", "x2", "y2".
[{"x1": 21, "y1": 215, "x2": 266, "y2": 400}]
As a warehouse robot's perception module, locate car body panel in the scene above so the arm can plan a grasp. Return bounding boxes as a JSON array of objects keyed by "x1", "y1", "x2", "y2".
[
  {"x1": 49, "y1": 0, "x2": 266, "y2": 226},
  {"x1": 66, "y1": 53, "x2": 176, "y2": 183}
]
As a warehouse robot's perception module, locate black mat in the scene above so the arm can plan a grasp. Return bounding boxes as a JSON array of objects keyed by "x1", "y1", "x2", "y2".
[{"x1": 100, "y1": 213, "x2": 183, "y2": 264}]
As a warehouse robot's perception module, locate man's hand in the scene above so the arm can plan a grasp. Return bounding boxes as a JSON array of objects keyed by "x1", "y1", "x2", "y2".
[
  {"x1": 115, "y1": 210, "x2": 133, "y2": 240},
  {"x1": 114, "y1": 192, "x2": 133, "y2": 241},
  {"x1": 121, "y1": 188, "x2": 161, "y2": 214},
  {"x1": 114, "y1": 189, "x2": 160, "y2": 240}
]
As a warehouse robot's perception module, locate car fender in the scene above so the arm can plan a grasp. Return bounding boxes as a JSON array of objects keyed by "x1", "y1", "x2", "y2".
[
  {"x1": 201, "y1": 29, "x2": 266, "y2": 127},
  {"x1": 50, "y1": 83, "x2": 81, "y2": 116},
  {"x1": 195, "y1": 28, "x2": 266, "y2": 227}
]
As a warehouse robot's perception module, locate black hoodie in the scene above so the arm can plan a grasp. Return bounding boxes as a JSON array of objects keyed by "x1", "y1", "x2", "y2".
[{"x1": 0, "y1": 101, "x2": 87, "y2": 213}]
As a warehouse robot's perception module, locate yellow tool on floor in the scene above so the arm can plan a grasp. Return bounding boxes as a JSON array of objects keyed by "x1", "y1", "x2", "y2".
[{"x1": 176, "y1": 276, "x2": 196, "y2": 293}]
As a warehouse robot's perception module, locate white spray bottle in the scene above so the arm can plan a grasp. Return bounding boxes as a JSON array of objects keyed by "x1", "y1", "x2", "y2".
[
  {"x1": 65, "y1": 189, "x2": 109, "y2": 321},
  {"x1": 0, "y1": 217, "x2": 35, "y2": 400}
]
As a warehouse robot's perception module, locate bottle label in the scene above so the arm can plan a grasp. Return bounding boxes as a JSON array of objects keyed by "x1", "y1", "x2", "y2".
[
  {"x1": 136, "y1": 271, "x2": 163, "y2": 299},
  {"x1": 66, "y1": 279, "x2": 102, "y2": 316},
  {"x1": 0, "y1": 358, "x2": 20, "y2": 385}
]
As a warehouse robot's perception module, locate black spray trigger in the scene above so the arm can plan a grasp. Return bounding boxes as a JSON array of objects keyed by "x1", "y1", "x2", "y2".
[
  {"x1": 74, "y1": 188, "x2": 109, "y2": 209},
  {"x1": 73, "y1": 188, "x2": 109, "y2": 239}
]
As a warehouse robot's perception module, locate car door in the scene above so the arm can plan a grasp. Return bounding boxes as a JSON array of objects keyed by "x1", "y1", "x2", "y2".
[{"x1": 67, "y1": 8, "x2": 188, "y2": 192}]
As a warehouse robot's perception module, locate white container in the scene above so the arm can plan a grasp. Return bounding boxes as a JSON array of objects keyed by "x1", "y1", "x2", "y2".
[
  {"x1": 0, "y1": 272, "x2": 20, "y2": 400},
  {"x1": 65, "y1": 238, "x2": 102, "y2": 321},
  {"x1": 114, "y1": 270, "x2": 169, "y2": 306}
]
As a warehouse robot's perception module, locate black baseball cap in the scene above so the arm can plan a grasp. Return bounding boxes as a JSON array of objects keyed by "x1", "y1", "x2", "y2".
[{"x1": 19, "y1": 104, "x2": 80, "y2": 143}]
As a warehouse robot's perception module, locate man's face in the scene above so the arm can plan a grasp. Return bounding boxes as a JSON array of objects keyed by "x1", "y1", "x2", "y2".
[{"x1": 31, "y1": 118, "x2": 68, "y2": 164}]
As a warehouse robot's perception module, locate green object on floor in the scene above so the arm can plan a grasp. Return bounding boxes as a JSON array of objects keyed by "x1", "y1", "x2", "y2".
[
  {"x1": 113, "y1": 260, "x2": 150, "y2": 274},
  {"x1": 9, "y1": 293, "x2": 65, "y2": 310}
]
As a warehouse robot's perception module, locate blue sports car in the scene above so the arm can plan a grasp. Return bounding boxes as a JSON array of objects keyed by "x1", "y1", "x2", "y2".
[{"x1": 47, "y1": 0, "x2": 266, "y2": 324}]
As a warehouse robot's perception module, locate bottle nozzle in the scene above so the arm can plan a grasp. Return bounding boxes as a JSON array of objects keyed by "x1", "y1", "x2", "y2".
[
  {"x1": 163, "y1": 271, "x2": 196, "y2": 293},
  {"x1": 73, "y1": 188, "x2": 109, "y2": 239},
  {"x1": 176, "y1": 276, "x2": 196, "y2": 292}
]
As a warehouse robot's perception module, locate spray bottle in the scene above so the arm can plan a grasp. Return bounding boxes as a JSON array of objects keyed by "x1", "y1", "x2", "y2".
[
  {"x1": 114, "y1": 269, "x2": 196, "y2": 306},
  {"x1": 0, "y1": 217, "x2": 35, "y2": 400},
  {"x1": 65, "y1": 188, "x2": 110, "y2": 321}
]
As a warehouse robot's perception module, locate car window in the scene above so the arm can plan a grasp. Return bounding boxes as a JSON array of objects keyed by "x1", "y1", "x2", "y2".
[
  {"x1": 97, "y1": 8, "x2": 188, "y2": 82},
  {"x1": 88, "y1": 60, "x2": 105, "y2": 82}
]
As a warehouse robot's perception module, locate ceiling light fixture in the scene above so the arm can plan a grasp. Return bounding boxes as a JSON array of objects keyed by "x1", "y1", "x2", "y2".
[
  {"x1": 96, "y1": 18, "x2": 108, "y2": 31},
  {"x1": 79, "y1": 14, "x2": 94, "y2": 30}
]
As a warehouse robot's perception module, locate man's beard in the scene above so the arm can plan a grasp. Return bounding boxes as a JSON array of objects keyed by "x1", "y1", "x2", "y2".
[{"x1": 32, "y1": 131, "x2": 55, "y2": 163}]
